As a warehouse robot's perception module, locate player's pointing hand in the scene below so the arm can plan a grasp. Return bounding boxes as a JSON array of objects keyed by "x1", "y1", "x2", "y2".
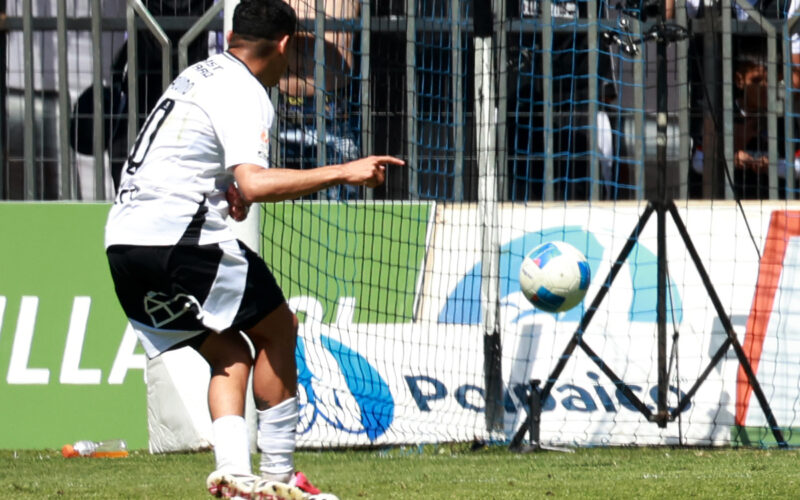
[{"x1": 342, "y1": 155, "x2": 405, "y2": 188}]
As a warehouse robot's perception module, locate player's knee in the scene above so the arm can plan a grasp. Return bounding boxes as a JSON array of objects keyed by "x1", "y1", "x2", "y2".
[
  {"x1": 199, "y1": 332, "x2": 253, "y2": 372},
  {"x1": 210, "y1": 355, "x2": 252, "y2": 382}
]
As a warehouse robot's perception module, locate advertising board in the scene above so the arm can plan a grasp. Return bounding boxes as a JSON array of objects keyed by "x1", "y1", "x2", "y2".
[{"x1": 2, "y1": 202, "x2": 799, "y2": 448}]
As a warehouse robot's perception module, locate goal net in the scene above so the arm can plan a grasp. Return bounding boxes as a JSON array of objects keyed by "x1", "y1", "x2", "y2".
[{"x1": 264, "y1": 0, "x2": 800, "y2": 448}]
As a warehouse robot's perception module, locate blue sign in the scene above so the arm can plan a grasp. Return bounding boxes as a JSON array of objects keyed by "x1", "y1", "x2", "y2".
[
  {"x1": 438, "y1": 225, "x2": 683, "y2": 324},
  {"x1": 296, "y1": 335, "x2": 394, "y2": 441}
]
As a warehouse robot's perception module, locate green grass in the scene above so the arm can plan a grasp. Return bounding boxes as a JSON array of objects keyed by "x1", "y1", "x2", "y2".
[{"x1": 2, "y1": 445, "x2": 799, "y2": 498}]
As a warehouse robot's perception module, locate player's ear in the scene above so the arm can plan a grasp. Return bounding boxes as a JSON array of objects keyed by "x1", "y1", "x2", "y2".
[
  {"x1": 226, "y1": 30, "x2": 233, "y2": 46},
  {"x1": 277, "y1": 34, "x2": 290, "y2": 56}
]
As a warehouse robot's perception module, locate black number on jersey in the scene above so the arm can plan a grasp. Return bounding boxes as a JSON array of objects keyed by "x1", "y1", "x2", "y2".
[{"x1": 125, "y1": 98, "x2": 176, "y2": 175}]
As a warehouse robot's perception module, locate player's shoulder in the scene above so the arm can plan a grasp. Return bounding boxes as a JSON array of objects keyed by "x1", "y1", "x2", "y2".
[
  {"x1": 184, "y1": 53, "x2": 237, "y2": 83},
  {"x1": 192, "y1": 53, "x2": 264, "y2": 92},
  {"x1": 172, "y1": 53, "x2": 264, "y2": 105}
]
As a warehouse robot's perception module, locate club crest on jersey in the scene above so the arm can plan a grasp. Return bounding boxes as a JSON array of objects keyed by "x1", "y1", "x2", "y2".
[
  {"x1": 169, "y1": 76, "x2": 194, "y2": 94},
  {"x1": 258, "y1": 129, "x2": 270, "y2": 161}
]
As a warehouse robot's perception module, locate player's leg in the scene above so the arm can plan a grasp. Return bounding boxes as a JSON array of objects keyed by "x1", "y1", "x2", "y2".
[
  {"x1": 107, "y1": 243, "x2": 261, "y2": 497},
  {"x1": 197, "y1": 332, "x2": 254, "y2": 420},
  {"x1": 243, "y1": 305, "x2": 335, "y2": 499},
  {"x1": 212, "y1": 240, "x2": 332, "y2": 498},
  {"x1": 241, "y1": 302, "x2": 299, "y2": 483},
  {"x1": 197, "y1": 330, "x2": 259, "y2": 497}
]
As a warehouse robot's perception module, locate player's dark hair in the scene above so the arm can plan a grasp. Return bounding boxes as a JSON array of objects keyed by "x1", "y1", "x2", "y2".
[{"x1": 232, "y1": 0, "x2": 296, "y2": 42}]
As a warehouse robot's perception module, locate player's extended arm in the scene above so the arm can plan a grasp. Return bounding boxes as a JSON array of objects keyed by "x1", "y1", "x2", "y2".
[{"x1": 232, "y1": 155, "x2": 404, "y2": 203}]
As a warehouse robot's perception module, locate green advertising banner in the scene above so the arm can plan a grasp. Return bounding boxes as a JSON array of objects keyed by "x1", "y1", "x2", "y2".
[
  {"x1": 0, "y1": 203, "x2": 146, "y2": 449},
  {"x1": 262, "y1": 203, "x2": 432, "y2": 323},
  {"x1": 0, "y1": 202, "x2": 432, "y2": 450}
]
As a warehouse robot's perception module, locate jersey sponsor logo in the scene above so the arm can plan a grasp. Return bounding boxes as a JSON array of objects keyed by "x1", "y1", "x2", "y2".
[
  {"x1": 115, "y1": 182, "x2": 139, "y2": 205},
  {"x1": 193, "y1": 58, "x2": 223, "y2": 79}
]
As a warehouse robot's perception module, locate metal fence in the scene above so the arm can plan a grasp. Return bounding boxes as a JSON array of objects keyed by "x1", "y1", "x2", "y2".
[{"x1": 2, "y1": 0, "x2": 798, "y2": 201}]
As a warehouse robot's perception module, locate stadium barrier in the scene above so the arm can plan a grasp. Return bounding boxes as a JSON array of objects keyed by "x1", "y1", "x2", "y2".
[
  {"x1": 2, "y1": 201, "x2": 800, "y2": 448},
  {"x1": 3, "y1": 1, "x2": 800, "y2": 450}
]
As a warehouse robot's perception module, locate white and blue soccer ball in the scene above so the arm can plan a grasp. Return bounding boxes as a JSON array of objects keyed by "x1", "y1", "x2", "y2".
[{"x1": 519, "y1": 241, "x2": 591, "y2": 313}]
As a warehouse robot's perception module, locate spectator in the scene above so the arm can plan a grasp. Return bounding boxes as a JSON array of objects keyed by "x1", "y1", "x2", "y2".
[
  {"x1": 790, "y1": 0, "x2": 800, "y2": 88},
  {"x1": 105, "y1": 0, "x2": 217, "y2": 190},
  {"x1": 729, "y1": 39, "x2": 793, "y2": 198},
  {"x1": 4, "y1": 0, "x2": 124, "y2": 200},
  {"x1": 506, "y1": 0, "x2": 619, "y2": 201},
  {"x1": 277, "y1": 0, "x2": 362, "y2": 201},
  {"x1": 678, "y1": 0, "x2": 794, "y2": 198}
]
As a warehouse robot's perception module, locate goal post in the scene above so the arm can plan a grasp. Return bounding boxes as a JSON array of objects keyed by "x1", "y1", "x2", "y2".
[{"x1": 474, "y1": 0, "x2": 504, "y2": 438}]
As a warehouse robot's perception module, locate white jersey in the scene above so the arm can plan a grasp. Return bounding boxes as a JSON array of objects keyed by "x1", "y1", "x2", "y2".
[{"x1": 105, "y1": 52, "x2": 272, "y2": 248}]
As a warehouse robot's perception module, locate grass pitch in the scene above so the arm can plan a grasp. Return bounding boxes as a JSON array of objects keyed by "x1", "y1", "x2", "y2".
[{"x1": 1, "y1": 444, "x2": 799, "y2": 498}]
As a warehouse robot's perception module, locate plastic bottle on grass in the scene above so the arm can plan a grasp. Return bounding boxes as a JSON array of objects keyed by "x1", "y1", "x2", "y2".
[{"x1": 61, "y1": 439, "x2": 129, "y2": 458}]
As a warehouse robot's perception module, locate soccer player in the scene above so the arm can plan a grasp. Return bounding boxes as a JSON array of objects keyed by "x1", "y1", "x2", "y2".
[{"x1": 104, "y1": 0, "x2": 404, "y2": 498}]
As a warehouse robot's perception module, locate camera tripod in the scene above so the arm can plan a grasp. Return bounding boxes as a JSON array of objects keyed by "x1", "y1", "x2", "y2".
[{"x1": 510, "y1": 11, "x2": 787, "y2": 451}]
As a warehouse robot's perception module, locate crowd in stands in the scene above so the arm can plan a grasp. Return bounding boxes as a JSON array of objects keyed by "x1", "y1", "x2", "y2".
[{"x1": 2, "y1": 0, "x2": 800, "y2": 201}]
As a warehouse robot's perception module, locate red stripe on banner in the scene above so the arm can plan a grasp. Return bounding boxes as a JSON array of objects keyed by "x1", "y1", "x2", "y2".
[{"x1": 736, "y1": 211, "x2": 800, "y2": 426}]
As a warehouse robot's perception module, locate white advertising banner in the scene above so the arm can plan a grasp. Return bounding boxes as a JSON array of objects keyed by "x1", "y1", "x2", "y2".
[{"x1": 289, "y1": 203, "x2": 800, "y2": 447}]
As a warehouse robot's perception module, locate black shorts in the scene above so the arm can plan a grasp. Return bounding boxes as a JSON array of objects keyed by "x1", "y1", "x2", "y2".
[{"x1": 106, "y1": 240, "x2": 285, "y2": 357}]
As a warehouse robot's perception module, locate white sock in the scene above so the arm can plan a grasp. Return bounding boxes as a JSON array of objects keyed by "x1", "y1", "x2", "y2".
[
  {"x1": 257, "y1": 397, "x2": 298, "y2": 483},
  {"x1": 212, "y1": 415, "x2": 251, "y2": 474}
]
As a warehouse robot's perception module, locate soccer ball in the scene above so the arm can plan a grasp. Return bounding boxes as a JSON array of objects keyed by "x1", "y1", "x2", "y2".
[{"x1": 519, "y1": 241, "x2": 591, "y2": 313}]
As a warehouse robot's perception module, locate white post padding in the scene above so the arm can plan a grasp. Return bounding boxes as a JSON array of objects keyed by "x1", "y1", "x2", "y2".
[
  {"x1": 146, "y1": 349, "x2": 212, "y2": 453},
  {"x1": 146, "y1": 345, "x2": 258, "y2": 454}
]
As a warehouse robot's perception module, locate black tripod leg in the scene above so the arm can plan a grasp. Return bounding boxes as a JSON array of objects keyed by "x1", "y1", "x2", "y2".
[
  {"x1": 667, "y1": 202, "x2": 787, "y2": 448},
  {"x1": 539, "y1": 203, "x2": 655, "y2": 402},
  {"x1": 510, "y1": 204, "x2": 655, "y2": 449},
  {"x1": 672, "y1": 337, "x2": 732, "y2": 417},
  {"x1": 528, "y1": 379, "x2": 542, "y2": 446},
  {"x1": 578, "y1": 338, "x2": 654, "y2": 419}
]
